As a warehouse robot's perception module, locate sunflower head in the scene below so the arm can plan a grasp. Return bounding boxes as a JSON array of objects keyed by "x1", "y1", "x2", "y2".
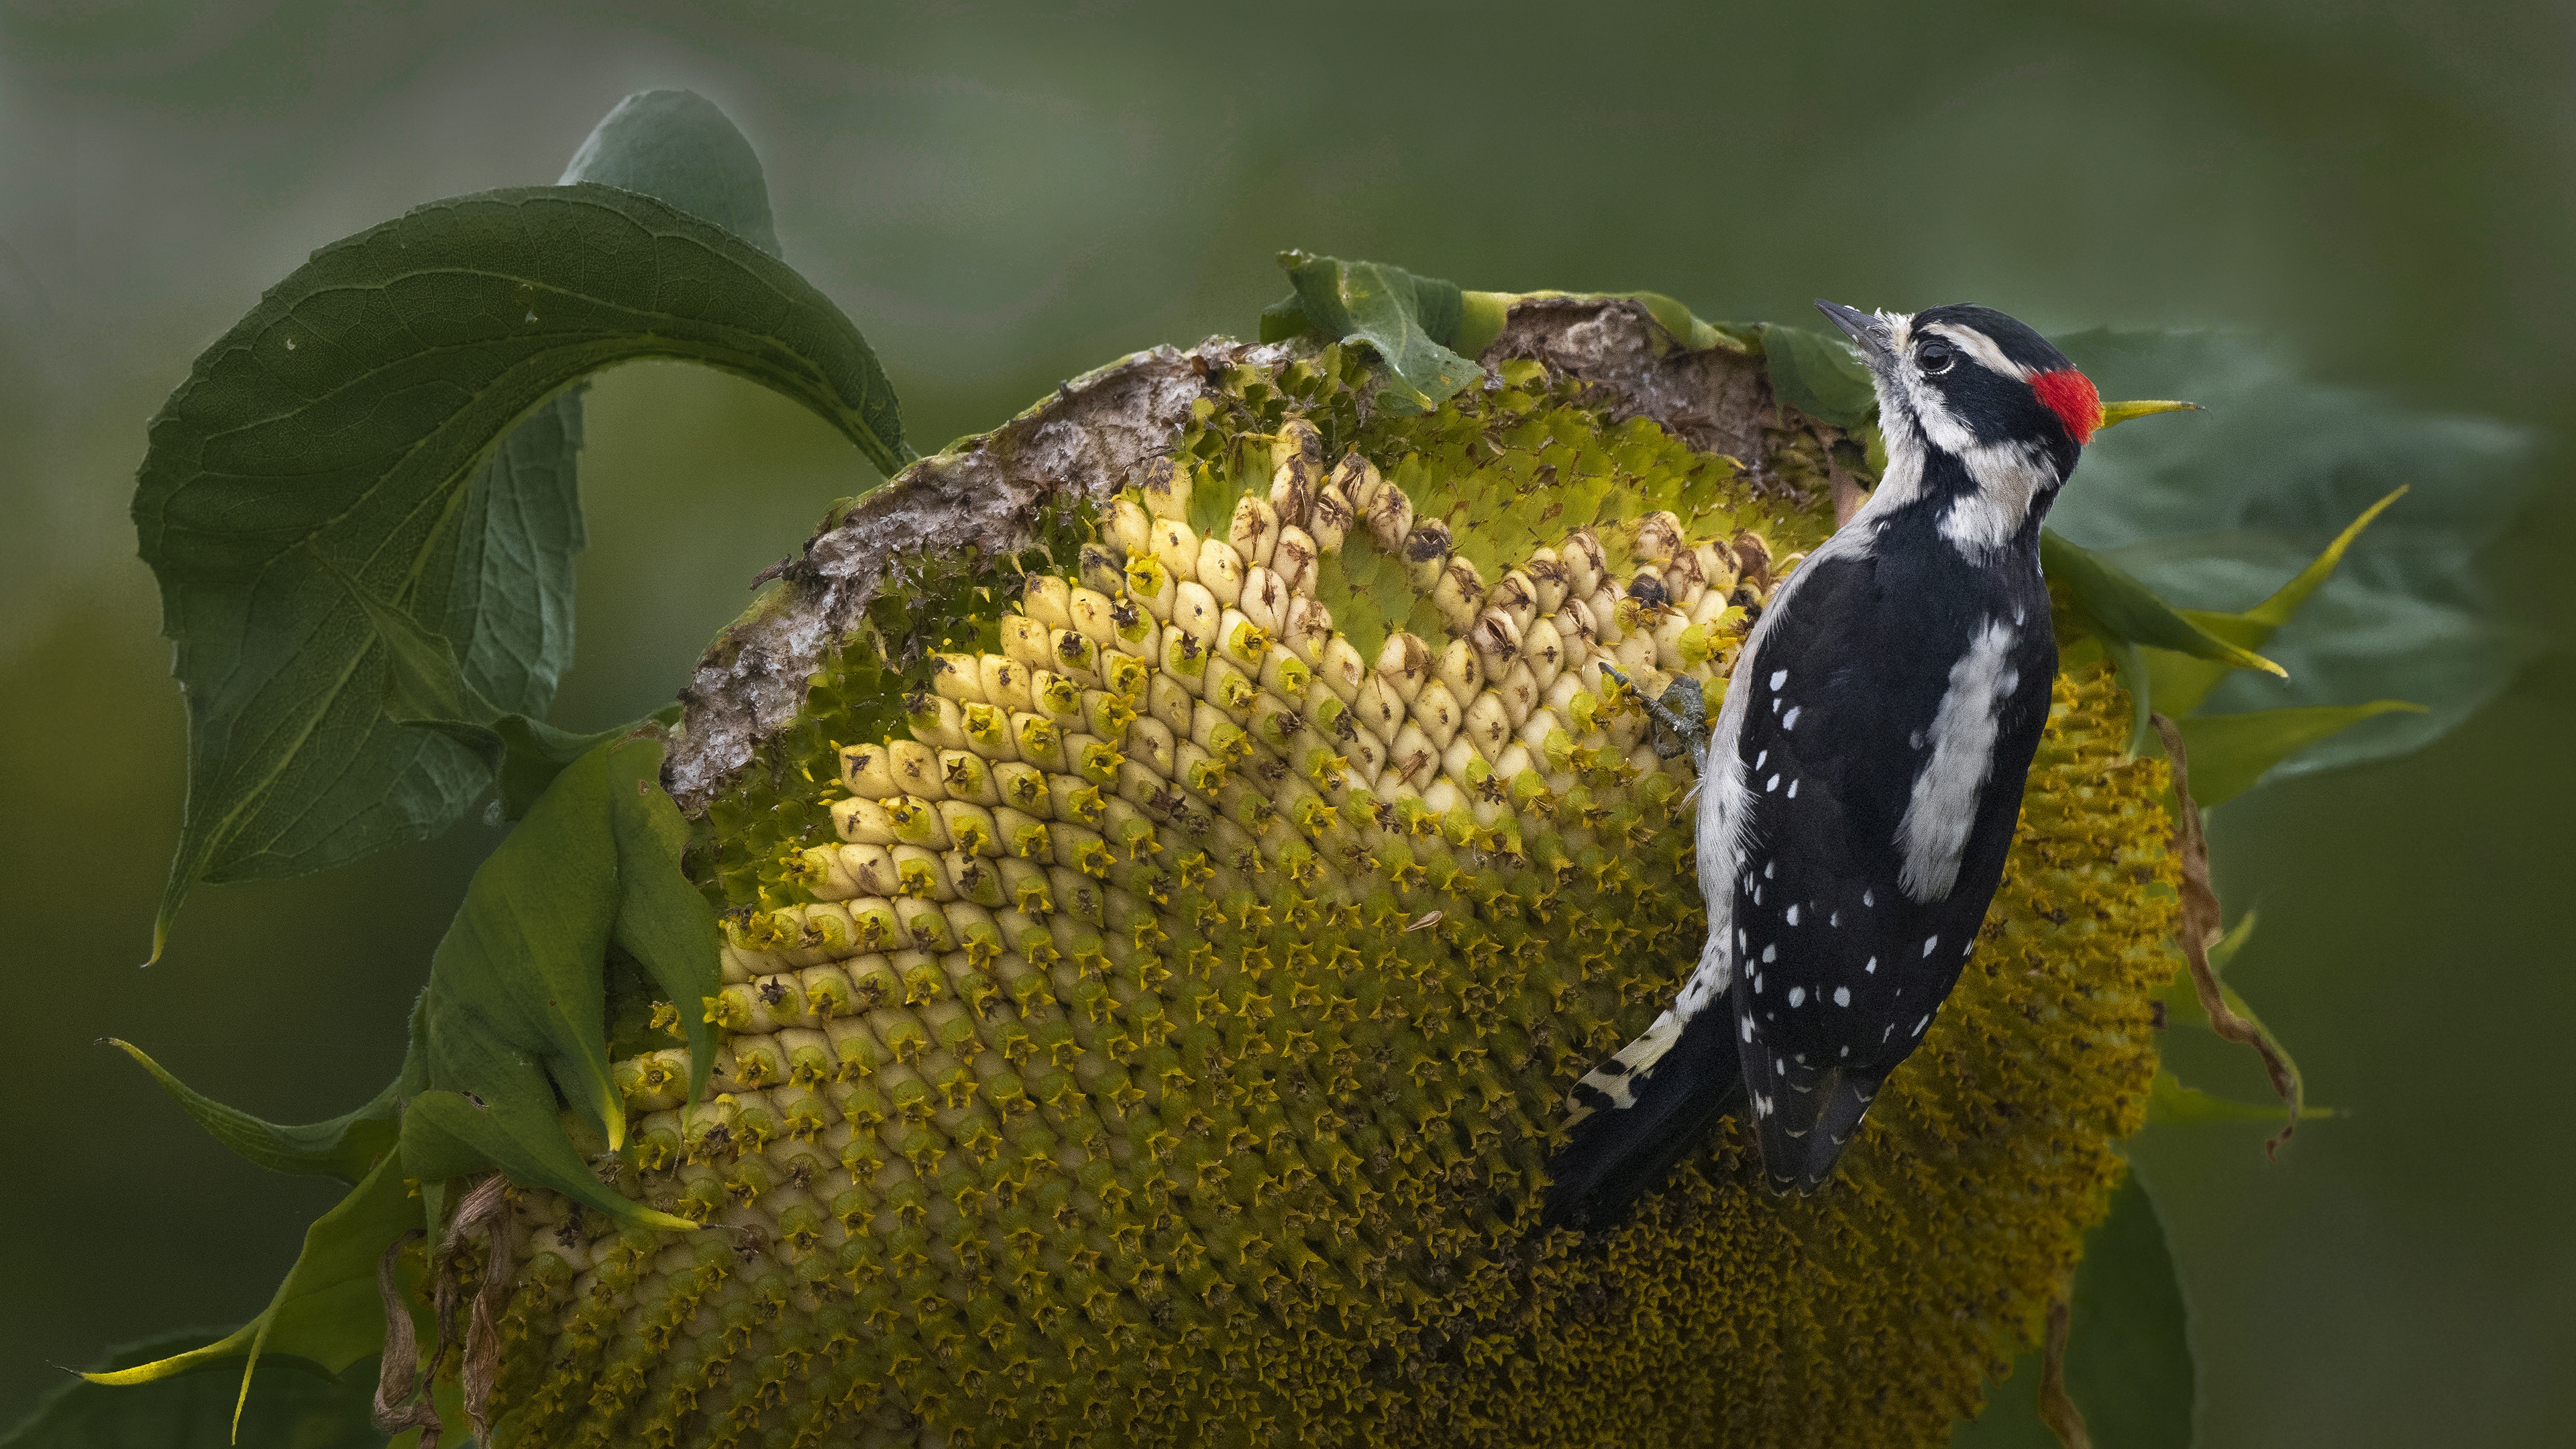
[{"x1": 453, "y1": 325, "x2": 2178, "y2": 1448}]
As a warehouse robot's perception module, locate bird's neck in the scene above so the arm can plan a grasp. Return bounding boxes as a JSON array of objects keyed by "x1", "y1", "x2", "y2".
[{"x1": 1860, "y1": 423, "x2": 2066, "y2": 560}]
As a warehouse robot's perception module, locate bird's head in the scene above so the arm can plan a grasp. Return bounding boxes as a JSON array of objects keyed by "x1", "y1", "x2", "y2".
[{"x1": 1813, "y1": 300, "x2": 2188, "y2": 550}]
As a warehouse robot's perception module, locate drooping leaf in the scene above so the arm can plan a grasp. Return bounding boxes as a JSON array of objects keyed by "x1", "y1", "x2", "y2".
[
  {"x1": 1275, "y1": 251, "x2": 1483, "y2": 412},
  {"x1": 414, "y1": 388, "x2": 586, "y2": 724},
  {"x1": 1951, "y1": 1173, "x2": 2196, "y2": 1449},
  {"x1": 2052, "y1": 327, "x2": 2537, "y2": 778},
  {"x1": 137, "y1": 182, "x2": 910, "y2": 961},
  {"x1": 2043, "y1": 530, "x2": 2285, "y2": 678},
  {"x1": 2171, "y1": 700, "x2": 2424, "y2": 810},
  {"x1": 2, "y1": 1330, "x2": 381, "y2": 1449},
  {"x1": 87, "y1": 1150, "x2": 416, "y2": 1440},
  {"x1": 1760, "y1": 322, "x2": 1878, "y2": 429},
  {"x1": 105, "y1": 1039, "x2": 396, "y2": 1185},
  {"x1": 406, "y1": 88, "x2": 794, "y2": 788},
  {"x1": 2143, "y1": 487, "x2": 2408, "y2": 717}
]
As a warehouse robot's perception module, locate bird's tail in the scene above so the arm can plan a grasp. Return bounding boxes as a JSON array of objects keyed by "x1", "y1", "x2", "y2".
[
  {"x1": 1752, "y1": 1061, "x2": 1881, "y2": 1194},
  {"x1": 1542, "y1": 1008, "x2": 1745, "y2": 1231}
]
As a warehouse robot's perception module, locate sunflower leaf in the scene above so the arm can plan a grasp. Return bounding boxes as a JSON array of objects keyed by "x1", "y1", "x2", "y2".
[
  {"x1": 136, "y1": 180, "x2": 908, "y2": 962},
  {"x1": 413, "y1": 739, "x2": 635, "y2": 1158},
  {"x1": 604, "y1": 737, "x2": 724, "y2": 1108},
  {"x1": 2052, "y1": 328, "x2": 2537, "y2": 780},
  {"x1": 2143, "y1": 487, "x2": 2408, "y2": 716},
  {"x1": 1275, "y1": 251, "x2": 1483, "y2": 413},
  {"x1": 2042, "y1": 529, "x2": 2286, "y2": 677}
]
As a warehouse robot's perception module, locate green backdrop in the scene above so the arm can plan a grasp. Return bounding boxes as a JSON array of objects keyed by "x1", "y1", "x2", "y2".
[{"x1": 1, "y1": 3, "x2": 2567, "y2": 1444}]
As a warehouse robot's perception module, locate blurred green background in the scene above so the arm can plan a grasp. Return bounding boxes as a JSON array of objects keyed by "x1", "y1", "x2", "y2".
[{"x1": 3, "y1": 1, "x2": 2569, "y2": 1443}]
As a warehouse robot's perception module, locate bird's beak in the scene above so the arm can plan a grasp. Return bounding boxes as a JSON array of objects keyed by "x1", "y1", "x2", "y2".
[{"x1": 1815, "y1": 300, "x2": 1892, "y2": 361}]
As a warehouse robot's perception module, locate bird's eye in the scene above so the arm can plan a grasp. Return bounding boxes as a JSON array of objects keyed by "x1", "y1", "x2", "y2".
[{"x1": 1917, "y1": 338, "x2": 1958, "y2": 374}]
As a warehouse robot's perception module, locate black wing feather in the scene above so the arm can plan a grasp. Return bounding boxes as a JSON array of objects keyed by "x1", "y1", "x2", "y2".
[{"x1": 1541, "y1": 1008, "x2": 1744, "y2": 1231}]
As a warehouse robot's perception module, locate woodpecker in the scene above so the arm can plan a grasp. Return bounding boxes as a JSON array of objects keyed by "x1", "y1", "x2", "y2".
[{"x1": 1544, "y1": 301, "x2": 2107, "y2": 1226}]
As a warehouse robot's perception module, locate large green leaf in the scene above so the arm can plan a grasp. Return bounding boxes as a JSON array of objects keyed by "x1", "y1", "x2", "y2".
[
  {"x1": 1951, "y1": 1173, "x2": 2196, "y2": 1449},
  {"x1": 402, "y1": 90, "x2": 786, "y2": 747},
  {"x1": 2051, "y1": 328, "x2": 2536, "y2": 778},
  {"x1": 136, "y1": 181, "x2": 910, "y2": 961},
  {"x1": 86, "y1": 1150, "x2": 415, "y2": 1437},
  {"x1": 1275, "y1": 251, "x2": 1483, "y2": 412},
  {"x1": 105, "y1": 1039, "x2": 397, "y2": 1185},
  {"x1": 2, "y1": 1331, "x2": 380, "y2": 1449}
]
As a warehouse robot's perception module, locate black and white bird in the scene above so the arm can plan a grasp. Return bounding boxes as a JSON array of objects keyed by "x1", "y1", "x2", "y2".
[{"x1": 1544, "y1": 300, "x2": 2110, "y2": 1226}]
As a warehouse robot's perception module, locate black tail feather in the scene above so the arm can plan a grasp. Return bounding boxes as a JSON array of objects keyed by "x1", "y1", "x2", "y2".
[
  {"x1": 1541, "y1": 1011, "x2": 1745, "y2": 1231},
  {"x1": 1754, "y1": 1063, "x2": 1882, "y2": 1194}
]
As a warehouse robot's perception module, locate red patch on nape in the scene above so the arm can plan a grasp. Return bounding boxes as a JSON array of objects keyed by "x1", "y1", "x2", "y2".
[{"x1": 2030, "y1": 368, "x2": 2103, "y2": 445}]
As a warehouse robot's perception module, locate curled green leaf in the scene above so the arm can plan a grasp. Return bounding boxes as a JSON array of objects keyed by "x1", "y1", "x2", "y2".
[
  {"x1": 605, "y1": 739, "x2": 723, "y2": 1108},
  {"x1": 416, "y1": 742, "x2": 631, "y2": 1155},
  {"x1": 395, "y1": 735, "x2": 713, "y2": 1228},
  {"x1": 137, "y1": 182, "x2": 909, "y2": 961},
  {"x1": 1276, "y1": 251, "x2": 1483, "y2": 412}
]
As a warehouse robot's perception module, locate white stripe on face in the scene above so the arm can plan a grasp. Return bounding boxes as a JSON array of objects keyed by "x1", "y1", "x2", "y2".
[{"x1": 1921, "y1": 321, "x2": 2031, "y2": 381}]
